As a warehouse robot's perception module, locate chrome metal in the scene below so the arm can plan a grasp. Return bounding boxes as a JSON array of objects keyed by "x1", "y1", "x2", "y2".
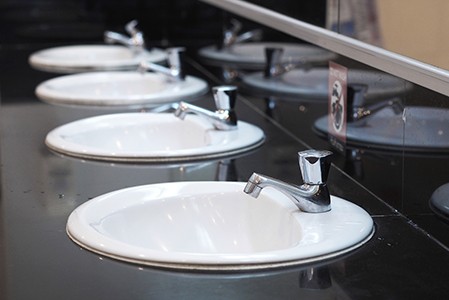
[
  {"x1": 104, "y1": 20, "x2": 145, "y2": 54},
  {"x1": 264, "y1": 47, "x2": 309, "y2": 78},
  {"x1": 139, "y1": 47, "x2": 185, "y2": 82},
  {"x1": 174, "y1": 86, "x2": 238, "y2": 130},
  {"x1": 299, "y1": 150, "x2": 332, "y2": 184},
  {"x1": 243, "y1": 150, "x2": 333, "y2": 213},
  {"x1": 347, "y1": 84, "x2": 404, "y2": 123},
  {"x1": 222, "y1": 18, "x2": 262, "y2": 49}
]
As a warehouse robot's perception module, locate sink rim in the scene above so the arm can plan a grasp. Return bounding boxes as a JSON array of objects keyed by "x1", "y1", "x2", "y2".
[
  {"x1": 29, "y1": 44, "x2": 167, "y2": 73},
  {"x1": 45, "y1": 112, "x2": 265, "y2": 163},
  {"x1": 35, "y1": 71, "x2": 209, "y2": 108},
  {"x1": 66, "y1": 181, "x2": 374, "y2": 271},
  {"x1": 241, "y1": 68, "x2": 412, "y2": 101}
]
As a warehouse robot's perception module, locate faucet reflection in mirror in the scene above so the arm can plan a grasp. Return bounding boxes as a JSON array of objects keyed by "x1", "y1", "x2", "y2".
[
  {"x1": 244, "y1": 150, "x2": 333, "y2": 213},
  {"x1": 347, "y1": 84, "x2": 403, "y2": 124},
  {"x1": 221, "y1": 18, "x2": 263, "y2": 49},
  {"x1": 264, "y1": 47, "x2": 310, "y2": 78},
  {"x1": 175, "y1": 86, "x2": 238, "y2": 130},
  {"x1": 104, "y1": 19, "x2": 145, "y2": 55}
]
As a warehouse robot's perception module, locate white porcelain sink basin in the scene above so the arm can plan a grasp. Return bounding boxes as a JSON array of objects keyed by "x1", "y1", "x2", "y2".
[
  {"x1": 35, "y1": 72, "x2": 208, "y2": 108},
  {"x1": 314, "y1": 106, "x2": 449, "y2": 152},
  {"x1": 66, "y1": 181, "x2": 374, "y2": 270},
  {"x1": 29, "y1": 45, "x2": 167, "y2": 73},
  {"x1": 45, "y1": 112, "x2": 265, "y2": 162},
  {"x1": 242, "y1": 69, "x2": 411, "y2": 100},
  {"x1": 198, "y1": 42, "x2": 336, "y2": 69}
]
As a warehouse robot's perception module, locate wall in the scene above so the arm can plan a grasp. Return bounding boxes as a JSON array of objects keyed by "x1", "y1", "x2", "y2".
[{"x1": 376, "y1": 0, "x2": 449, "y2": 70}]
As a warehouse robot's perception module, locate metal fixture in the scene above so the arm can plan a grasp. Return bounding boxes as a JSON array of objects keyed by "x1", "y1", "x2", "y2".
[
  {"x1": 347, "y1": 84, "x2": 404, "y2": 123},
  {"x1": 139, "y1": 47, "x2": 186, "y2": 82},
  {"x1": 244, "y1": 150, "x2": 333, "y2": 213},
  {"x1": 174, "y1": 86, "x2": 238, "y2": 130},
  {"x1": 221, "y1": 18, "x2": 262, "y2": 49},
  {"x1": 264, "y1": 47, "x2": 309, "y2": 78},
  {"x1": 104, "y1": 20, "x2": 145, "y2": 54}
]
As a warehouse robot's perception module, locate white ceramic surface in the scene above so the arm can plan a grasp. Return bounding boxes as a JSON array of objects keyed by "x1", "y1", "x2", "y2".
[
  {"x1": 66, "y1": 181, "x2": 374, "y2": 270},
  {"x1": 36, "y1": 72, "x2": 208, "y2": 108},
  {"x1": 45, "y1": 112, "x2": 265, "y2": 162},
  {"x1": 314, "y1": 106, "x2": 449, "y2": 151},
  {"x1": 29, "y1": 45, "x2": 167, "y2": 73},
  {"x1": 242, "y1": 68, "x2": 411, "y2": 100},
  {"x1": 198, "y1": 42, "x2": 336, "y2": 69}
]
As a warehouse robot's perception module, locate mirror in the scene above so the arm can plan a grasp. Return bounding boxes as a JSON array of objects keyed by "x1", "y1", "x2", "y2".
[
  {"x1": 247, "y1": 0, "x2": 449, "y2": 73},
  {"x1": 199, "y1": 0, "x2": 449, "y2": 251}
]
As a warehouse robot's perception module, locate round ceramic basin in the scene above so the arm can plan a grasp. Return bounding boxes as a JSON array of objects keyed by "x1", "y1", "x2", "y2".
[
  {"x1": 35, "y1": 72, "x2": 208, "y2": 108},
  {"x1": 198, "y1": 42, "x2": 336, "y2": 69},
  {"x1": 45, "y1": 113, "x2": 265, "y2": 162},
  {"x1": 29, "y1": 45, "x2": 167, "y2": 73},
  {"x1": 66, "y1": 181, "x2": 374, "y2": 270}
]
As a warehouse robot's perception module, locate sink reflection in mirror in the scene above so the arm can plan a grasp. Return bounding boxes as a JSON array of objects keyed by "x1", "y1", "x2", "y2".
[
  {"x1": 29, "y1": 20, "x2": 167, "y2": 73},
  {"x1": 199, "y1": 42, "x2": 336, "y2": 71},
  {"x1": 241, "y1": 67, "x2": 411, "y2": 102},
  {"x1": 314, "y1": 106, "x2": 449, "y2": 153},
  {"x1": 35, "y1": 47, "x2": 208, "y2": 108},
  {"x1": 198, "y1": 18, "x2": 335, "y2": 73}
]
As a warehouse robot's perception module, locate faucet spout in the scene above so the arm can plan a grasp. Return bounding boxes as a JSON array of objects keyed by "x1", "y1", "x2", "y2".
[
  {"x1": 243, "y1": 150, "x2": 333, "y2": 213},
  {"x1": 174, "y1": 86, "x2": 238, "y2": 130},
  {"x1": 244, "y1": 173, "x2": 330, "y2": 213},
  {"x1": 139, "y1": 47, "x2": 185, "y2": 82},
  {"x1": 104, "y1": 20, "x2": 145, "y2": 54}
]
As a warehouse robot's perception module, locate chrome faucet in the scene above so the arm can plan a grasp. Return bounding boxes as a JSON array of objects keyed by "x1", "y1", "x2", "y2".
[
  {"x1": 174, "y1": 86, "x2": 238, "y2": 130},
  {"x1": 104, "y1": 20, "x2": 145, "y2": 54},
  {"x1": 139, "y1": 47, "x2": 185, "y2": 82},
  {"x1": 221, "y1": 18, "x2": 263, "y2": 49},
  {"x1": 264, "y1": 47, "x2": 310, "y2": 78},
  {"x1": 347, "y1": 84, "x2": 404, "y2": 123},
  {"x1": 244, "y1": 150, "x2": 333, "y2": 213}
]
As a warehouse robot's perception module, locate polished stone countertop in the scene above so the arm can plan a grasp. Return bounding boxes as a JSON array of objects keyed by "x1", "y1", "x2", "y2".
[{"x1": 1, "y1": 44, "x2": 449, "y2": 299}]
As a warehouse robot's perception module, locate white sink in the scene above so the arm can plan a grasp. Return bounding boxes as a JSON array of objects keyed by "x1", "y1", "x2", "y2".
[
  {"x1": 45, "y1": 112, "x2": 265, "y2": 162},
  {"x1": 314, "y1": 106, "x2": 449, "y2": 152},
  {"x1": 66, "y1": 181, "x2": 374, "y2": 270},
  {"x1": 29, "y1": 45, "x2": 167, "y2": 73},
  {"x1": 35, "y1": 72, "x2": 208, "y2": 108},
  {"x1": 242, "y1": 69, "x2": 411, "y2": 100},
  {"x1": 198, "y1": 42, "x2": 336, "y2": 69}
]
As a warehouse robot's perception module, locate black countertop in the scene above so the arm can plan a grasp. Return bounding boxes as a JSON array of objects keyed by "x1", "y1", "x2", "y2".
[{"x1": 1, "y1": 44, "x2": 449, "y2": 299}]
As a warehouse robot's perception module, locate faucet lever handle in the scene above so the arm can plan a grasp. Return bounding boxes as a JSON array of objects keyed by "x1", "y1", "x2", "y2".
[
  {"x1": 166, "y1": 47, "x2": 185, "y2": 68},
  {"x1": 125, "y1": 19, "x2": 140, "y2": 36},
  {"x1": 298, "y1": 150, "x2": 333, "y2": 185},
  {"x1": 347, "y1": 84, "x2": 369, "y2": 108},
  {"x1": 212, "y1": 86, "x2": 237, "y2": 111}
]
